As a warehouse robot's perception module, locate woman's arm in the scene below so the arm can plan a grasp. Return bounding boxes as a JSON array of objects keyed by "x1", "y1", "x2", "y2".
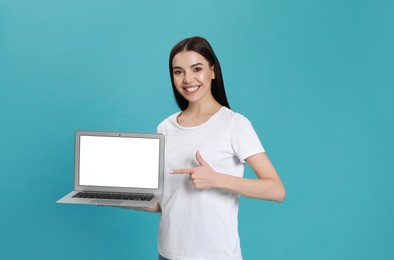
[
  {"x1": 217, "y1": 152, "x2": 285, "y2": 202},
  {"x1": 171, "y1": 151, "x2": 286, "y2": 202},
  {"x1": 110, "y1": 202, "x2": 161, "y2": 212}
]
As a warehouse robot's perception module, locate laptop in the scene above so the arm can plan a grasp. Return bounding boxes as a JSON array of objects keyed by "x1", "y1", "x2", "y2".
[{"x1": 57, "y1": 130, "x2": 165, "y2": 208}]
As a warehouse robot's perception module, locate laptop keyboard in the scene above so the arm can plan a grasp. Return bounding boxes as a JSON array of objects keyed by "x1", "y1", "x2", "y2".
[{"x1": 72, "y1": 191, "x2": 154, "y2": 201}]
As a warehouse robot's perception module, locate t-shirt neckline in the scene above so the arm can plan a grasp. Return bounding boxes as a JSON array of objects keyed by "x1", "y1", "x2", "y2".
[{"x1": 174, "y1": 106, "x2": 226, "y2": 130}]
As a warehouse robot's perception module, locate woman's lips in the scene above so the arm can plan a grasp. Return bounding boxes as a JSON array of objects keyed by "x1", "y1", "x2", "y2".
[{"x1": 184, "y1": 86, "x2": 200, "y2": 93}]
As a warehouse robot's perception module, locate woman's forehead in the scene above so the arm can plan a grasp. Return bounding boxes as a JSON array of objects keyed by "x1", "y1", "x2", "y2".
[{"x1": 172, "y1": 51, "x2": 210, "y2": 67}]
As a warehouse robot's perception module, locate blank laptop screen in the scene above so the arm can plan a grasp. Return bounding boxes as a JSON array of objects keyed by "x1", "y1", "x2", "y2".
[{"x1": 79, "y1": 135, "x2": 160, "y2": 189}]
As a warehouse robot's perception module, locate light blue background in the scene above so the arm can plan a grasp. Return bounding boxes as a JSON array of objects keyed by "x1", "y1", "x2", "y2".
[{"x1": 1, "y1": 0, "x2": 393, "y2": 259}]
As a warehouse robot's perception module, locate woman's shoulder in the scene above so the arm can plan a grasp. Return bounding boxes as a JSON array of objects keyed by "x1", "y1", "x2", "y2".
[
  {"x1": 157, "y1": 111, "x2": 181, "y2": 132},
  {"x1": 219, "y1": 107, "x2": 251, "y2": 124}
]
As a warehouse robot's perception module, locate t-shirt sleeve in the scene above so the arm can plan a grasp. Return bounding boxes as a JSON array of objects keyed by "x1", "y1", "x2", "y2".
[
  {"x1": 157, "y1": 118, "x2": 168, "y2": 134},
  {"x1": 157, "y1": 122, "x2": 163, "y2": 134},
  {"x1": 230, "y1": 114, "x2": 265, "y2": 163}
]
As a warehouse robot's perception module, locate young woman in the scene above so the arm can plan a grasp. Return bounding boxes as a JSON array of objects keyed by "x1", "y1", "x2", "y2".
[{"x1": 152, "y1": 36, "x2": 285, "y2": 260}]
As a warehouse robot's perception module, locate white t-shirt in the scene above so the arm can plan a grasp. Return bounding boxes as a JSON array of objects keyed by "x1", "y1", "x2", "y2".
[{"x1": 157, "y1": 107, "x2": 265, "y2": 260}]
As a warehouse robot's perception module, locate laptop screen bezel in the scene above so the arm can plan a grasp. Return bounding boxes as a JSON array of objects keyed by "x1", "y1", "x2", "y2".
[{"x1": 74, "y1": 130, "x2": 165, "y2": 195}]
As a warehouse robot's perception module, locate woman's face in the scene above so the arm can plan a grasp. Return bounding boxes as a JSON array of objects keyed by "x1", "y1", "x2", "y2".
[{"x1": 172, "y1": 51, "x2": 215, "y2": 105}]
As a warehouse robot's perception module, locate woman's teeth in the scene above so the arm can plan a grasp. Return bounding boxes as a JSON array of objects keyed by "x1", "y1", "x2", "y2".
[{"x1": 185, "y1": 86, "x2": 199, "y2": 92}]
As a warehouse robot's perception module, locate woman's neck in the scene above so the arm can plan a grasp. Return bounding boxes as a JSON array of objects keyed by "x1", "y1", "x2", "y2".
[
  {"x1": 184, "y1": 99, "x2": 222, "y2": 115},
  {"x1": 177, "y1": 100, "x2": 223, "y2": 127}
]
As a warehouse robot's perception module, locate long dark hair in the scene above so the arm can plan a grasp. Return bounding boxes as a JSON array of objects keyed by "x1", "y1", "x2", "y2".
[{"x1": 169, "y1": 36, "x2": 230, "y2": 111}]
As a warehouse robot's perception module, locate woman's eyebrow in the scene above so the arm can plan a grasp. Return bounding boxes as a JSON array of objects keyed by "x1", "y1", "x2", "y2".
[
  {"x1": 173, "y1": 63, "x2": 203, "y2": 70},
  {"x1": 190, "y1": 63, "x2": 203, "y2": 68}
]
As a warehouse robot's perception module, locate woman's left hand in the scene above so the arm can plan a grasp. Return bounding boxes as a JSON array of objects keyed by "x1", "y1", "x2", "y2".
[{"x1": 170, "y1": 151, "x2": 218, "y2": 190}]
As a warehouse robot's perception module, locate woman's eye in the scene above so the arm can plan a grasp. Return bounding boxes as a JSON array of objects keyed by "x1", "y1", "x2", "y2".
[
  {"x1": 193, "y1": 67, "x2": 202, "y2": 72},
  {"x1": 173, "y1": 70, "x2": 183, "y2": 76}
]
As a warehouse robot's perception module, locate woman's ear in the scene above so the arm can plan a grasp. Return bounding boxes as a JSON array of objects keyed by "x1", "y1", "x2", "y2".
[{"x1": 211, "y1": 65, "x2": 215, "y2": 79}]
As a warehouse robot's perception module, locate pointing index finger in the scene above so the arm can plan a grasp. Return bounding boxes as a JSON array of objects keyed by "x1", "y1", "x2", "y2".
[{"x1": 170, "y1": 169, "x2": 193, "y2": 174}]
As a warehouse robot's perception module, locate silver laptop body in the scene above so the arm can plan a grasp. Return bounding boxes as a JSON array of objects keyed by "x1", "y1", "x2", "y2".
[{"x1": 57, "y1": 130, "x2": 164, "y2": 208}]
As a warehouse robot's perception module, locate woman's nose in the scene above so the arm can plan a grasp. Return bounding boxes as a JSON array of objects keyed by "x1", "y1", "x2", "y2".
[{"x1": 182, "y1": 71, "x2": 193, "y2": 83}]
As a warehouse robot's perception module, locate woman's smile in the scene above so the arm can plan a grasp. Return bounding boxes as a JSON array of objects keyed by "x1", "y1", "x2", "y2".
[{"x1": 183, "y1": 85, "x2": 200, "y2": 93}]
